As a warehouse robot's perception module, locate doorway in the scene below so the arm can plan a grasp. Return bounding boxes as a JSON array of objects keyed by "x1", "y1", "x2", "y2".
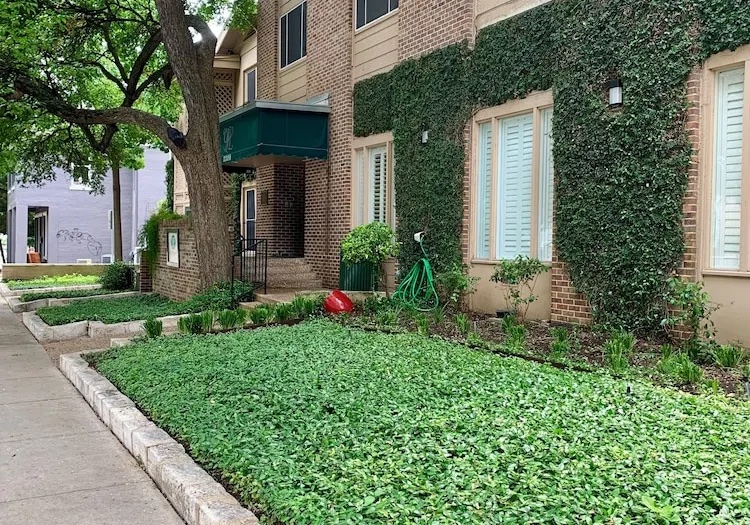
[{"x1": 245, "y1": 188, "x2": 256, "y2": 241}]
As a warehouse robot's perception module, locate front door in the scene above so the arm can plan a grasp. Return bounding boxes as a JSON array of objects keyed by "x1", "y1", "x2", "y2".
[
  {"x1": 33, "y1": 213, "x2": 47, "y2": 261},
  {"x1": 245, "y1": 188, "x2": 256, "y2": 241}
]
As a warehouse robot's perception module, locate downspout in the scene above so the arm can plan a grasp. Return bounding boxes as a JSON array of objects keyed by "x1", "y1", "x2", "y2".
[{"x1": 132, "y1": 168, "x2": 139, "y2": 261}]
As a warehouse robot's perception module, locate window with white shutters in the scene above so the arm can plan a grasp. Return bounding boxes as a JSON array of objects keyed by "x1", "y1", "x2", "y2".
[
  {"x1": 476, "y1": 122, "x2": 492, "y2": 259},
  {"x1": 473, "y1": 92, "x2": 554, "y2": 262},
  {"x1": 352, "y1": 136, "x2": 395, "y2": 228},
  {"x1": 712, "y1": 67, "x2": 744, "y2": 270}
]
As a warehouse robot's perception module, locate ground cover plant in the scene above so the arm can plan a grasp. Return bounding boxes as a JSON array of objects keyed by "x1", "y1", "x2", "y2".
[
  {"x1": 90, "y1": 320, "x2": 750, "y2": 524},
  {"x1": 19, "y1": 288, "x2": 123, "y2": 302},
  {"x1": 5, "y1": 273, "x2": 100, "y2": 290},
  {"x1": 36, "y1": 282, "x2": 254, "y2": 325}
]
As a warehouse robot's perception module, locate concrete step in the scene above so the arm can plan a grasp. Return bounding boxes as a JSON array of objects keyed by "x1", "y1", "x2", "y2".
[
  {"x1": 267, "y1": 272, "x2": 321, "y2": 287},
  {"x1": 255, "y1": 289, "x2": 330, "y2": 305}
]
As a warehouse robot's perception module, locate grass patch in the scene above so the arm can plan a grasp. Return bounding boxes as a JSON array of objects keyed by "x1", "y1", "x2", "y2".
[
  {"x1": 20, "y1": 288, "x2": 124, "y2": 303},
  {"x1": 5, "y1": 274, "x2": 100, "y2": 290},
  {"x1": 36, "y1": 282, "x2": 252, "y2": 325},
  {"x1": 90, "y1": 320, "x2": 750, "y2": 524}
]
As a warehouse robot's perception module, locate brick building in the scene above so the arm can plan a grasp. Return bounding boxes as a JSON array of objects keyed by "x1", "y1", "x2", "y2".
[{"x1": 171, "y1": 0, "x2": 750, "y2": 344}]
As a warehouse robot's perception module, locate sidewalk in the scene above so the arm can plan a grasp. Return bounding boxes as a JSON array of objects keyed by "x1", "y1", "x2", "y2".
[{"x1": 0, "y1": 302, "x2": 183, "y2": 525}]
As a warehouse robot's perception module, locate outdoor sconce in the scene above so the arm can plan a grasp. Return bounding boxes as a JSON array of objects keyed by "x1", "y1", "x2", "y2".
[
  {"x1": 608, "y1": 79, "x2": 623, "y2": 109},
  {"x1": 421, "y1": 130, "x2": 429, "y2": 144}
]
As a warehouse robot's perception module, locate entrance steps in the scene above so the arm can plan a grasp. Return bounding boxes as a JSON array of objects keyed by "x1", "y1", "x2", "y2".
[{"x1": 265, "y1": 257, "x2": 323, "y2": 289}]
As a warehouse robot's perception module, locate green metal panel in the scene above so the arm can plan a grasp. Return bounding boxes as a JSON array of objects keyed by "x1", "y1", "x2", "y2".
[
  {"x1": 339, "y1": 252, "x2": 378, "y2": 292},
  {"x1": 220, "y1": 101, "x2": 330, "y2": 164}
]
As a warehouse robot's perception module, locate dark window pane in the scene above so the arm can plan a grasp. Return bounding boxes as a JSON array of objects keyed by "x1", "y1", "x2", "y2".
[
  {"x1": 246, "y1": 70, "x2": 256, "y2": 102},
  {"x1": 390, "y1": 0, "x2": 398, "y2": 8},
  {"x1": 365, "y1": 0, "x2": 388, "y2": 24},
  {"x1": 302, "y1": 2, "x2": 307, "y2": 57},
  {"x1": 287, "y1": 4, "x2": 302, "y2": 64},
  {"x1": 356, "y1": 0, "x2": 366, "y2": 28},
  {"x1": 246, "y1": 189, "x2": 256, "y2": 220},
  {"x1": 280, "y1": 16, "x2": 288, "y2": 68}
]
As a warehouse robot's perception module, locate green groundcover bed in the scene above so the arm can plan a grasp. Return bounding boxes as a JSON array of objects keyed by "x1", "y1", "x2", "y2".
[
  {"x1": 89, "y1": 320, "x2": 750, "y2": 524},
  {"x1": 5, "y1": 274, "x2": 100, "y2": 290},
  {"x1": 20, "y1": 288, "x2": 123, "y2": 303}
]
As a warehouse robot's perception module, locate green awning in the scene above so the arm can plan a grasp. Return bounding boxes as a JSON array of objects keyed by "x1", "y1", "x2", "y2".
[{"x1": 219, "y1": 100, "x2": 330, "y2": 168}]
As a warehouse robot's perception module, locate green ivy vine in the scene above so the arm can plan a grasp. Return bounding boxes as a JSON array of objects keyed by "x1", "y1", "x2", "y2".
[{"x1": 352, "y1": 0, "x2": 750, "y2": 332}]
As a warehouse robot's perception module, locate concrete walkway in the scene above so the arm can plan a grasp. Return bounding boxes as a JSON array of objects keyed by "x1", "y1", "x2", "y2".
[{"x1": 0, "y1": 302, "x2": 183, "y2": 525}]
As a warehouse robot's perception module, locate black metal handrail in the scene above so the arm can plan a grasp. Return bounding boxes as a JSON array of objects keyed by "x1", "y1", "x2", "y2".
[{"x1": 230, "y1": 237, "x2": 268, "y2": 306}]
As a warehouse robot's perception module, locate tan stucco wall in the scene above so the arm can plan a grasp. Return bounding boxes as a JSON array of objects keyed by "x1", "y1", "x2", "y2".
[
  {"x1": 353, "y1": 12, "x2": 399, "y2": 82},
  {"x1": 475, "y1": 0, "x2": 552, "y2": 29},
  {"x1": 703, "y1": 275, "x2": 750, "y2": 345},
  {"x1": 468, "y1": 263, "x2": 552, "y2": 320},
  {"x1": 239, "y1": 34, "x2": 258, "y2": 105}
]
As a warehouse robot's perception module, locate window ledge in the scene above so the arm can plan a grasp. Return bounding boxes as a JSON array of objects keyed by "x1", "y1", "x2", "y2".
[
  {"x1": 354, "y1": 9, "x2": 399, "y2": 35},
  {"x1": 702, "y1": 269, "x2": 750, "y2": 278},
  {"x1": 279, "y1": 56, "x2": 307, "y2": 73},
  {"x1": 470, "y1": 258, "x2": 552, "y2": 267}
]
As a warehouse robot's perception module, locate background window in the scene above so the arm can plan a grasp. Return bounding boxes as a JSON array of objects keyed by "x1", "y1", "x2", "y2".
[
  {"x1": 245, "y1": 69, "x2": 256, "y2": 103},
  {"x1": 711, "y1": 67, "x2": 745, "y2": 270},
  {"x1": 70, "y1": 165, "x2": 93, "y2": 191},
  {"x1": 356, "y1": 0, "x2": 399, "y2": 30},
  {"x1": 353, "y1": 142, "x2": 395, "y2": 228},
  {"x1": 280, "y1": 2, "x2": 307, "y2": 68}
]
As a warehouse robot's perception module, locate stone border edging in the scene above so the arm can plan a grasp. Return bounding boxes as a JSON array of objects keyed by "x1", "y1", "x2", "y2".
[
  {"x1": 22, "y1": 312, "x2": 193, "y2": 343},
  {"x1": 60, "y1": 353, "x2": 259, "y2": 525},
  {"x1": 8, "y1": 291, "x2": 141, "y2": 313}
]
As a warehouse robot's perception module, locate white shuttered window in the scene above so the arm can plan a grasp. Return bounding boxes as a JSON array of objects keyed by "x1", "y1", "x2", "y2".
[
  {"x1": 712, "y1": 67, "x2": 744, "y2": 270},
  {"x1": 352, "y1": 138, "x2": 396, "y2": 229},
  {"x1": 474, "y1": 93, "x2": 554, "y2": 262}
]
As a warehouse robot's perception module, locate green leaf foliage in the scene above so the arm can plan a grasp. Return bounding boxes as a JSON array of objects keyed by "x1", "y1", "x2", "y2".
[
  {"x1": 91, "y1": 319, "x2": 750, "y2": 524},
  {"x1": 341, "y1": 222, "x2": 398, "y2": 266},
  {"x1": 352, "y1": 0, "x2": 750, "y2": 332},
  {"x1": 99, "y1": 261, "x2": 135, "y2": 291},
  {"x1": 19, "y1": 288, "x2": 123, "y2": 303},
  {"x1": 5, "y1": 274, "x2": 100, "y2": 290}
]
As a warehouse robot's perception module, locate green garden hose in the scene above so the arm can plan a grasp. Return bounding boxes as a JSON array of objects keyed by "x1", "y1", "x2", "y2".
[{"x1": 392, "y1": 234, "x2": 439, "y2": 311}]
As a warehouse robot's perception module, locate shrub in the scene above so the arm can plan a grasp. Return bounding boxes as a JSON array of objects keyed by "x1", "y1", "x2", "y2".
[
  {"x1": 662, "y1": 277, "x2": 718, "y2": 352},
  {"x1": 454, "y1": 313, "x2": 470, "y2": 336},
  {"x1": 186, "y1": 281, "x2": 254, "y2": 312},
  {"x1": 341, "y1": 222, "x2": 398, "y2": 294},
  {"x1": 435, "y1": 264, "x2": 478, "y2": 311},
  {"x1": 603, "y1": 331, "x2": 635, "y2": 375},
  {"x1": 199, "y1": 311, "x2": 215, "y2": 333},
  {"x1": 674, "y1": 354, "x2": 703, "y2": 385},
  {"x1": 217, "y1": 309, "x2": 248, "y2": 330},
  {"x1": 714, "y1": 344, "x2": 746, "y2": 369},
  {"x1": 272, "y1": 303, "x2": 295, "y2": 323},
  {"x1": 100, "y1": 261, "x2": 135, "y2": 291},
  {"x1": 178, "y1": 314, "x2": 204, "y2": 335},
  {"x1": 490, "y1": 256, "x2": 549, "y2": 321},
  {"x1": 248, "y1": 306, "x2": 270, "y2": 325},
  {"x1": 143, "y1": 318, "x2": 163, "y2": 339},
  {"x1": 138, "y1": 204, "x2": 182, "y2": 269}
]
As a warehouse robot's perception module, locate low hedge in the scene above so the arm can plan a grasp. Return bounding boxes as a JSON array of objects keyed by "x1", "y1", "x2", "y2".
[
  {"x1": 90, "y1": 320, "x2": 750, "y2": 524},
  {"x1": 5, "y1": 274, "x2": 100, "y2": 290}
]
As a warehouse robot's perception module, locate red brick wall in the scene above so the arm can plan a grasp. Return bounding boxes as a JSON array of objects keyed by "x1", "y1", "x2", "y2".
[
  {"x1": 257, "y1": 0, "x2": 278, "y2": 99},
  {"x1": 256, "y1": 164, "x2": 305, "y2": 257},
  {"x1": 151, "y1": 220, "x2": 201, "y2": 301},
  {"x1": 304, "y1": 0, "x2": 354, "y2": 287},
  {"x1": 398, "y1": 0, "x2": 474, "y2": 61},
  {"x1": 678, "y1": 69, "x2": 701, "y2": 283}
]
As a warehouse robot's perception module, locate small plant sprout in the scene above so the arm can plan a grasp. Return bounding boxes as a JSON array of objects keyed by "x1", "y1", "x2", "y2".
[
  {"x1": 272, "y1": 303, "x2": 295, "y2": 323},
  {"x1": 454, "y1": 313, "x2": 470, "y2": 336},
  {"x1": 416, "y1": 314, "x2": 430, "y2": 337},
  {"x1": 291, "y1": 296, "x2": 317, "y2": 319},
  {"x1": 217, "y1": 309, "x2": 247, "y2": 330},
  {"x1": 375, "y1": 309, "x2": 398, "y2": 327},
  {"x1": 713, "y1": 344, "x2": 746, "y2": 369},
  {"x1": 178, "y1": 314, "x2": 204, "y2": 335},
  {"x1": 674, "y1": 354, "x2": 703, "y2": 385},
  {"x1": 143, "y1": 317, "x2": 163, "y2": 339},
  {"x1": 490, "y1": 255, "x2": 549, "y2": 322},
  {"x1": 248, "y1": 306, "x2": 270, "y2": 325},
  {"x1": 505, "y1": 324, "x2": 526, "y2": 351},
  {"x1": 604, "y1": 330, "x2": 635, "y2": 375},
  {"x1": 501, "y1": 314, "x2": 518, "y2": 334},
  {"x1": 200, "y1": 311, "x2": 216, "y2": 333}
]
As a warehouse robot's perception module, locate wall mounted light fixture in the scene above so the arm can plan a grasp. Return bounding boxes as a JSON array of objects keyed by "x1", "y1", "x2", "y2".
[
  {"x1": 608, "y1": 79, "x2": 623, "y2": 109},
  {"x1": 421, "y1": 130, "x2": 429, "y2": 144}
]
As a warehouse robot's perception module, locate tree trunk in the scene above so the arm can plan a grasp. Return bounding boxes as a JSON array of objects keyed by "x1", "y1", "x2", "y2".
[
  {"x1": 155, "y1": 0, "x2": 232, "y2": 288},
  {"x1": 111, "y1": 163, "x2": 123, "y2": 262}
]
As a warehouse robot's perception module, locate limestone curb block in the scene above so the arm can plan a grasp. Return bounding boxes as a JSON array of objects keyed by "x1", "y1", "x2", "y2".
[
  {"x1": 60, "y1": 353, "x2": 259, "y2": 525},
  {"x1": 0, "y1": 283, "x2": 12, "y2": 298},
  {"x1": 23, "y1": 312, "x2": 88, "y2": 343},
  {"x1": 89, "y1": 320, "x2": 145, "y2": 339},
  {"x1": 1, "y1": 283, "x2": 102, "y2": 298}
]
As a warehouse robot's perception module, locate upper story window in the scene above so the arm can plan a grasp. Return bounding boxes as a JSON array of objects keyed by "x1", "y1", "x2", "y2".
[
  {"x1": 473, "y1": 91, "x2": 554, "y2": 262},
  {"x1": 352, "y1": 134, "x2": 396, "y2": 229},
  {"x1": 280, "y1": 1, "x2": 307, "y2": 69},
  {"x1": 356, "y1": 0, "x2": 398, "y2": 30},
  {"x1": 70, "y1": 165, "x2": 93, "y2": 191},
  {"x1": 703, "y1": 47, "x2": 750, "y2": 273},
  {"x1": 245, "y1": 68, "x2": 257, "y2": 103}
]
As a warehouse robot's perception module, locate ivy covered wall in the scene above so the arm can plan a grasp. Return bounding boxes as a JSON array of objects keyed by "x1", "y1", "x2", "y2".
[{"x1": 353, "y1": 0, "x2": 750, "y2": 331}]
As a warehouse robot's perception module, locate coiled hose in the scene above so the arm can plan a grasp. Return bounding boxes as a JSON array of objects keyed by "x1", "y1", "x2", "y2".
[{"x1": 392, "y1": 237, "x2": 439, "y2": 311}]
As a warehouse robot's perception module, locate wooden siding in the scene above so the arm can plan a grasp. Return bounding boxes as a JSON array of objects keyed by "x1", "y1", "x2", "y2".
[
  {"x1": 475, "y1": 0, "x2": 551, "y2": 29},
  {"x1": 353, "y1": 12, "x2": 399, "y2": 82}
]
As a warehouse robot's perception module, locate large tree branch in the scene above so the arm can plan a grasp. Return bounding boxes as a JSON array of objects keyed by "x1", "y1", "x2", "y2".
[
  {"x1": 124, "y1": 29, "x2": 163, "y2": 104},
  {"x1": 102, "y1": 26, "x2": 129, "y2": 83}
]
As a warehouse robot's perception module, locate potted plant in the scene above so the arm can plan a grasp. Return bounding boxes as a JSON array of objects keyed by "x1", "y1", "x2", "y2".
[{"x1": 341, "y1": 222, "x2": 398, "y2": 296}]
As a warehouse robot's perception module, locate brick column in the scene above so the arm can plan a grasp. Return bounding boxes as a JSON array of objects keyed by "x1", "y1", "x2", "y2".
[{"x1": 257, "y1": 0, "x2": 278, "y2": 99}]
